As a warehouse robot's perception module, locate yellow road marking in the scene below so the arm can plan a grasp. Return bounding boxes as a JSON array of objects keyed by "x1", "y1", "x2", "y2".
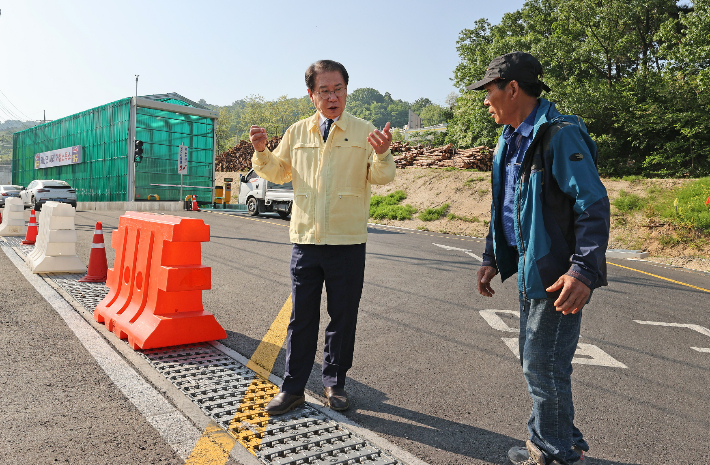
[
  {"x1": 184, "y1": 421, "x2": 236, "y2": 465},
  {"x1": 185, "y1": 294, "x2": 293, "y2": 462},
  {"x1": 608, "y1": 261, "x2": 710, "y2": 293},
  {"x1": 247, "y1": 295, "x2": 293, "y2": 378}
]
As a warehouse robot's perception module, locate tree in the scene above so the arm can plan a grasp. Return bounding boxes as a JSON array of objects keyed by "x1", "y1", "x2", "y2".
[
  {"x1": 347, "y1": 88, "x2": 385, "y2": 106},
  {"x1": 410, "y1": 98, "x2": 434, "y2": 116},
  {"x1": 446, "y1": 0, "x2": 707, "y2": 177},
  {"x1": 419, "y1": 104, "x2": 453, "y2": 127}
]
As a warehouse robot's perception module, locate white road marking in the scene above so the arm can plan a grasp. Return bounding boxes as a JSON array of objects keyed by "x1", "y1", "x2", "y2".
[
  {"x1": 482, "y1": 310, "x2": 627, "y2": 368},
  {"x1": 634, "y1": 320, "x2": 710, "y2": 352},
  {"x1": 2, "y1": 246, "x2": 202, "y2": 460},
  {"x1": 479, "y1": 309, "x2": 518, "y2": 332},
  {"x1": 501, "y1": 338, "x2": 628, "y2": 368},
  {"x1": 432, "y1": 242, "x2": 482, "y2": 262},
  {"x1": 633, "y1": 320, "x2": 710, "y2": 337}
]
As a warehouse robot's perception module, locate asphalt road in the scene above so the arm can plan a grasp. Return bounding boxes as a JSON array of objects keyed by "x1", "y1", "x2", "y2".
[
  {"x1": 0, "y1": 244, "x2": 183, "y2": 464},
  {"x1": 3, "y1": 207, "x2": 709, "y2": 464}
]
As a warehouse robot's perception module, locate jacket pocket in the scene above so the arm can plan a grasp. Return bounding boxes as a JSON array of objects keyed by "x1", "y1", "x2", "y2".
[
  {"x1": 292, "y1": 143, "x2": 320, "y2": 186},
  {"x1": 332, "y1": 142, "x2": 368, "y2": 187},
  {"x1": 291, "y1": 190, "x2": 315, "y2": 237},
  {"x1": 328, "y1": 189, "x2": 366, "y2": 237}
]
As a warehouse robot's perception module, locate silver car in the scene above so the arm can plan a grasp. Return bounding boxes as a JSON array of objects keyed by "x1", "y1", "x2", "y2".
[
  {"x1": 0, "y1": 185, "x2": 23, "y2": 207},
  {"x1": 20, "y1": 179, "x2": 77, "y2": 210}
]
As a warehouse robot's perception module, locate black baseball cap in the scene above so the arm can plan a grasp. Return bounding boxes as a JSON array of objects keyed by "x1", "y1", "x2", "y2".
[{"x1": 466, "y1": 51, "x2": 551, "y2": 92}]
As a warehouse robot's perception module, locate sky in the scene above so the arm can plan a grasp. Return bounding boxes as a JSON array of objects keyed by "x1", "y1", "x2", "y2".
[{"x1": 0, "y1": 0, "x2": 526, "y2": 123}]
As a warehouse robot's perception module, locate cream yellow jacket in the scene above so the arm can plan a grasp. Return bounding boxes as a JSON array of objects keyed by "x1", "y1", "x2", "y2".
[{"x1": 252, "y1": 111, "x2": 396, "y2": 245}]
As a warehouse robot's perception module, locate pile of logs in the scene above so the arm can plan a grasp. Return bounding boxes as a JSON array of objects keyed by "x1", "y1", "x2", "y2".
[
  {"x1": 215, "y1": 137, "x2": 281, "y2": 172},
  {"x1": 391, "y1": 141, "x2": 493, "y2": 171},
  {"x1": 215, "y1": 137, "x2": 492, "y2": 172}
]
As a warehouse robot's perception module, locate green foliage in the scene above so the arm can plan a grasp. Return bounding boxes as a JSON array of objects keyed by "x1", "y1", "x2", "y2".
[
  {"x1": 212, "y1": 95, "x2": 314, "y2": 153},
  {"x1": 448, "y1": 213, "x2": 479, "y2": 222},
  {"x1": 369, "y1": 191, "x2": 416, "y2": 220},
  {"x1": 657, "y1": 177, "x2": 710, "y2": 231},
  {"x1": 0, "y1": 130, "x2": 13, "y2": 161},
  {"x1": 407, "y1": 129, "x2": 448, "y2": 147},
  {"x1": 612, "y1": 190, "x2": 644, "y2": 213},
  {"x1": 447, "y1": 0, "x2": 710, "y2": 178},
  {"x1": 419, "y1": 203, "x2": 450, "y2": 221}
]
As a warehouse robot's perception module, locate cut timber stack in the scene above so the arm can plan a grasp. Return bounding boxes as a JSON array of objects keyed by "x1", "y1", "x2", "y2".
[
  {"x1": 216, "y1": 137, "x2": 281, "y2": 172},
  {"x1": 391, "y1": 142, "x2": 493, "y2": 171},
  {"x1": 215, "y1": 138, "x2": 492, "y2": 172}
]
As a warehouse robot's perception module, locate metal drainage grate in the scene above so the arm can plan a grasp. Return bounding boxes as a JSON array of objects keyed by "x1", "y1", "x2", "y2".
[
  {"x1": 50, "y1": 273, "x2": 109, "y2": 311},
  {"x1": 6, "y1": 240, "x2": 402, "y2": 465},
  {"x1": 141, "y1": 344, "x2": 399, "y2": 465},
  {"x1": 1, "y1": 236, "x2": 29, "y2": 251}
]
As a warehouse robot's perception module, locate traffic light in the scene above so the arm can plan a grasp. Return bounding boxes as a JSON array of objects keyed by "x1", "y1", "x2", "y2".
[{"x1": 134, "y1": 140, "x2": 144, "y2": 163}]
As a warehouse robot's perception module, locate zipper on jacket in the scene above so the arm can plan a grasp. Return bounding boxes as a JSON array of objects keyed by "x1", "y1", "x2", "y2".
[{"x1": 516, "y1": 174, "x2": 527, "y2": 301}]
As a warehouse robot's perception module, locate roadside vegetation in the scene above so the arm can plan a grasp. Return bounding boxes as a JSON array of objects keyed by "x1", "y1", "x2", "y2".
[
  {"x1": 369, "y1": 191, "x2": 416, "y2": 220},
  {"x1": 611, "y1": 177, "x2": 710, "y2": 233},
  {"x1": 418, "y1": 204, "x2": 450, "y2": 221}
]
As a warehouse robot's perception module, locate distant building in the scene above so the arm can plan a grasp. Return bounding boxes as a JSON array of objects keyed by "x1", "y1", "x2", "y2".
[
  {"x1": 12, "y1": 93, "x2": 218, "y2": 206},
  {"x1": 408, "y1": 110, "x2": 422, "y2": 131}
]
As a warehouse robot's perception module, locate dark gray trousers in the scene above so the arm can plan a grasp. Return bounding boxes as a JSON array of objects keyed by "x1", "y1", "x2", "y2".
[{"x1": 281, "y1": 243, "x2": 366, "y2": 394}]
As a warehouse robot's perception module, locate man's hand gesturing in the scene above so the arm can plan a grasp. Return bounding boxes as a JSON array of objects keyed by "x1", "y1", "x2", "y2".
[
  {"x1": 250, "y1": 125, "x2": 267, "y2": 152},
  {"x1": 367, "y1": 122, "x2": 392, "y2": 155}
]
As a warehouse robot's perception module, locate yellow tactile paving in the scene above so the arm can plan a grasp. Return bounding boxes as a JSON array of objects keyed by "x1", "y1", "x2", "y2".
[{"x1": 186, "y1": 294, "x2": 293, "y2": 462}]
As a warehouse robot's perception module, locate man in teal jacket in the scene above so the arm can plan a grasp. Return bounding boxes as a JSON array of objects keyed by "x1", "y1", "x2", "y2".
[{"x1": 472, "y1": 52, "x2": 610, "y2": 465}]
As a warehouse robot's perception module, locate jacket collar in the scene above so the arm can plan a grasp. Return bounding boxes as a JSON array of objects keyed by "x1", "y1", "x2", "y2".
[
  {"x1": 308, "y1": 111, "x2": 350, "y2": 134},
  {"x1": 531, "y1": 98, "x2": 560, "y2": 138}
]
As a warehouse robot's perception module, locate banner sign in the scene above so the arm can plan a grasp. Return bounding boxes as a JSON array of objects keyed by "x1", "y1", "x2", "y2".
[
  {"x1": 178, "y1": 144, "x2": 188, "y2": 175},
  {"x1": 34, "y1": 145, "x2": 82, "y2": 169}
]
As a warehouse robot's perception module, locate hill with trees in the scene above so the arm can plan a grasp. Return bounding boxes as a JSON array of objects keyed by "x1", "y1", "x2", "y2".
[{"x1": 446, "y1": 0, "x2": 710, "y2": 178}]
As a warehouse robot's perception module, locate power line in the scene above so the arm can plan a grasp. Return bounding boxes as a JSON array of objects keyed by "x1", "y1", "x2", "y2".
[{"x1": 0, "y1": 88, "x2": 34, "y2": 121}]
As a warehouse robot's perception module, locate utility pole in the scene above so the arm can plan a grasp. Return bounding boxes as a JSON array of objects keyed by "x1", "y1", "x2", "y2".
[{"x1": 135, "y1": 75, "x2": 139, "y2": 99}]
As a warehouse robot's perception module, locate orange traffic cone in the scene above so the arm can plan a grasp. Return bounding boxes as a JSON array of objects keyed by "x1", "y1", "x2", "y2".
[
  {"x1": 191, "y1": 195, "x2": 200, "y2": 212},
  {"x1": 21, "y1": 209, "x2": 38, "y2": 245},
  {"x1": 79, "y1": 221, "x2": 108, "y2": 283}
]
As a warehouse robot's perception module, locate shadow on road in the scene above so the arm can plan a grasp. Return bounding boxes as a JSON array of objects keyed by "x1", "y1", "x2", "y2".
[{"x1": 223, "y1": 330, "x2": 641, "y2": 465}]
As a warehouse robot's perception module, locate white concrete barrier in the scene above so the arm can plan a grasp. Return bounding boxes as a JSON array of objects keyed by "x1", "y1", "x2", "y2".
[
  {"x1": 26, "y1": 201, "x2": 86, "y2": 273},
  {"x1": 0, "y1": 197, "x2": 27, "y2": 236}
]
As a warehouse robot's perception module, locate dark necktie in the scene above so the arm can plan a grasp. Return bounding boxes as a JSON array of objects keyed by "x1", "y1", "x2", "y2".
[{"x1": 323, "y1": 119, "x2": 334, "y2": 142}]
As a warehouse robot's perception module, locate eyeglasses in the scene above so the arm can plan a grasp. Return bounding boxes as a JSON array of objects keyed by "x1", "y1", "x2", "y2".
[{"x1": 314, "y1": 88, "x2": 347, "y2": 99}]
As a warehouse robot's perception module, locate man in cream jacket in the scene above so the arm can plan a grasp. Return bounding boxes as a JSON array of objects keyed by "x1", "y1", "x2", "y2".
[{"x1": 249, "y1": 59, "x2": 395, "y2": 414}]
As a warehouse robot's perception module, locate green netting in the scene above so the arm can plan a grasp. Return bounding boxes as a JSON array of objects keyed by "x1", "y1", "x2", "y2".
[
  {"x1": 12, "y1": 98, "x2": 131, "y2": 202},
  {"x1": 134, "y1": 106, "x2": 214, "y2": 201},
  {"x1": 11, "y1": 98, "x2": 215, "y2": 203}
]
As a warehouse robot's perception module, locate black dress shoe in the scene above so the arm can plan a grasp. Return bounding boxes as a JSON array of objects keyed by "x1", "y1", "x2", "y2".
[
  {"x1": 323, "y1": 386, "x2": 350, "y2": 411},
  {"x1": 264, "y1": 391, "x2": 305, "y2": 415}
]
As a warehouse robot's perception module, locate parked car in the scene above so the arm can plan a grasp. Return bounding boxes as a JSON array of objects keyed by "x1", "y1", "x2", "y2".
[
  {"x1": 20, "y1": 180, "x2": 77, "y2": 210},
  {"x1": 0, "y1": 185, "x2": 23, "y2": 207}
]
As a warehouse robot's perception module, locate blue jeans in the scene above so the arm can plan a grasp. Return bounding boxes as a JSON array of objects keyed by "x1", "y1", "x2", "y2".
[{"x1": 519, "y1": 293, "x2": 589, "y2": 464}]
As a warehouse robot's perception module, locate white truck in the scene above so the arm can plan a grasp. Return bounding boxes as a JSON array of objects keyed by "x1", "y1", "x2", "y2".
[{"x1": 238, "y1": 169, "x2": 293, "y2": 219}]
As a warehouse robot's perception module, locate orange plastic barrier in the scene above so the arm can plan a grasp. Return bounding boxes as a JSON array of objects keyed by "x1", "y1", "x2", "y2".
[{"x1": 94, "y1": 212, "x2": 226, "y2": 349}]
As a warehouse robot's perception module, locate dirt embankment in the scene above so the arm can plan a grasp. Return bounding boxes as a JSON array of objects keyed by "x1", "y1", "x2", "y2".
[{"x1": 370, "y1": 168, "x2": 710, "y2": 273}]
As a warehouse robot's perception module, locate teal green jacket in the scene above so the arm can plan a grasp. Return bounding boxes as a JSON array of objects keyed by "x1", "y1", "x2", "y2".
[{"x1": 482, "y1": 98, "x2": 610, "y2": 299}]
